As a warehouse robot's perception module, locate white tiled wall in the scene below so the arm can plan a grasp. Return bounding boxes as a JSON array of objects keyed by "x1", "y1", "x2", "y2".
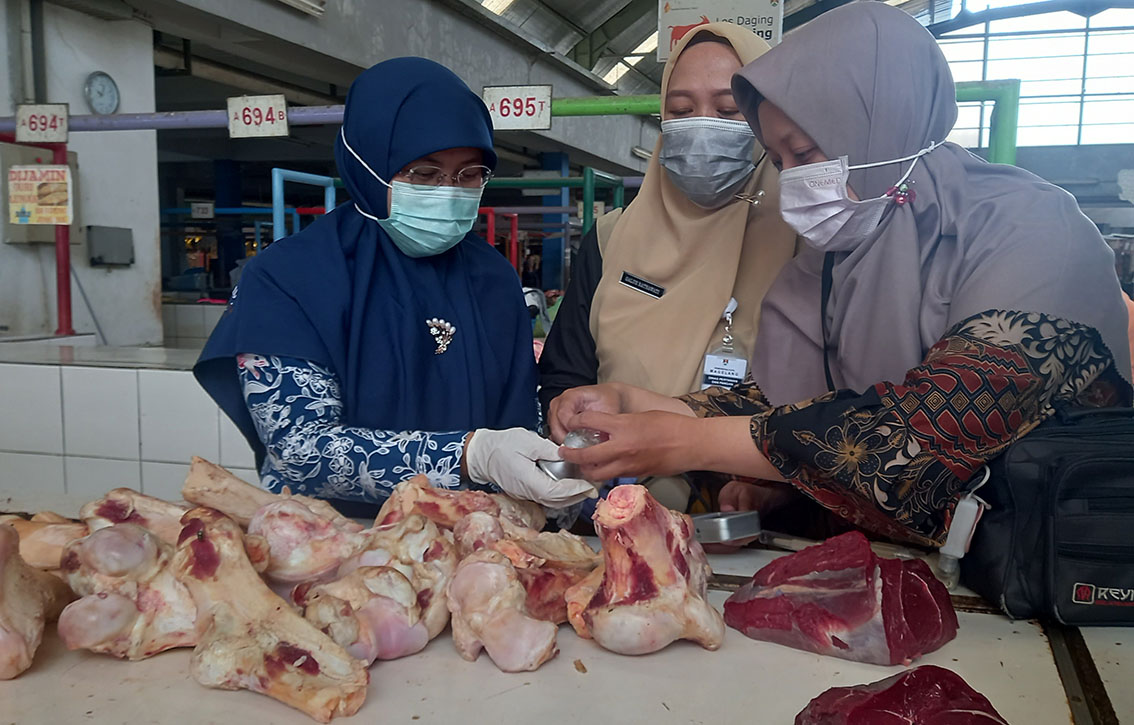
[
  {"x1": 139, "y1": 369, "x2": 219, "y2": 463},
  {"x1": 62, "y1": 366, "x2": 139, "y2": 459},
  {"x1": 162, "y1": 303, "x2": 224, "y2": 350},
  {"x1": 0, "y1": 363, "x2": 256, "y2": 516},
  {"x1": 0, "y1": 364, "x2": 64, "y2": 454}
]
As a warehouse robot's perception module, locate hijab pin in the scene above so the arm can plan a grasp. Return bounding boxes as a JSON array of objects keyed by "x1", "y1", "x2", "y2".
[
  {"x1": 734, "y1": 189, "x2": 766, "y2": 206},
  {"x1": 427, "y1": 318, "x2": 456, "y2": 355},
  {"x1": 886, "y1": 181, "x2": 916, "y2": 206}
]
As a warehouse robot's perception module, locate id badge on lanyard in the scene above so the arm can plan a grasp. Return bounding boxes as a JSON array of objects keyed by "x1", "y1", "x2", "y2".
[{"x1": 701, "y1": 297, "x2": 748, "y2": 390}]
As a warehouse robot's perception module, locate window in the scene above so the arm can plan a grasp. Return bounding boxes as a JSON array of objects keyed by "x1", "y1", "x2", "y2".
[{"x1": 935, "y1": 4, "x2": 1134, "y2": 147}]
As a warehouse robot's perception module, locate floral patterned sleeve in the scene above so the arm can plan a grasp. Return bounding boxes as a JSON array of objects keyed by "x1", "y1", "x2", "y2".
[
  {"x1": 679, "y1": 310, "x2": 1130, "y2": 546},
  {"x1": 236, "y1": 353, "x2": 470, "y2": 504}
]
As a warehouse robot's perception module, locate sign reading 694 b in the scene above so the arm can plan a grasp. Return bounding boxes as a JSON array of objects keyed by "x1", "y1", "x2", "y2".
[
  {"x1": 482, "y1": 85, "x2": 552, "y2": 131},
  {"x1": 226, "y1": 94, "x2": 289, "y2": 138}
]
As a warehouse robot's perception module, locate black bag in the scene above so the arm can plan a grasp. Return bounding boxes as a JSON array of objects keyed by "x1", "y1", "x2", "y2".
[{"x1": 962, "y1": 407, "x2": 1134, "y2": 624}]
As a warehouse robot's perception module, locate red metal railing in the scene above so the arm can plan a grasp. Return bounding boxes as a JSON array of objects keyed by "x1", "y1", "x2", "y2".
[{"x1": 478, "y1": 206, "x2": 519, "y2": 272}]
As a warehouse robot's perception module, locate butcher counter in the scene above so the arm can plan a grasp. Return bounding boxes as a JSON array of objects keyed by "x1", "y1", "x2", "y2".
[{"x1": 0, "y1": 545, "x2": 1092, "y2": 725}]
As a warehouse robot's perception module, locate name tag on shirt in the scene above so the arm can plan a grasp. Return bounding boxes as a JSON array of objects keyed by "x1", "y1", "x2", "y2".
[
  {"x1": 701, "y1": 353, "x2": 748, "y2": 390},
  {"x1": 619, "y1": 271, "x2": 665, "y2": 299}
]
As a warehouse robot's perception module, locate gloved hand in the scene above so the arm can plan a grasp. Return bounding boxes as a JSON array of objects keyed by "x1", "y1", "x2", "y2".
[{"x1": 465, "y1": 428, "x2": 598, "y2": 508}]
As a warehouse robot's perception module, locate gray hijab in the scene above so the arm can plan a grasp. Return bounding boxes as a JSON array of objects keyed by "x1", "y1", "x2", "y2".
[{"x1": 733, "y1": 1, "x2": 1130, "y2": 405}]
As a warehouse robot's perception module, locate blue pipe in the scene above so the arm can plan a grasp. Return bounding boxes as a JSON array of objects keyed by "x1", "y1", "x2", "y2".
[
  {"x1": 271, "y1": 168, "x2": 337, "y2": 241},
  {"x1": 272, "y1": 170, "x2": 286, "y2": 241}
]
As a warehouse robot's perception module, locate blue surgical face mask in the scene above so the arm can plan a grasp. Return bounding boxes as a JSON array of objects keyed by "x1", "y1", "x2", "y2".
[
  {"x1": 375, "y1": 181, "x2": 482, "y2": 258},
  {"x1": 340, "y1": 129, "x2": 484, "y2": 258}
]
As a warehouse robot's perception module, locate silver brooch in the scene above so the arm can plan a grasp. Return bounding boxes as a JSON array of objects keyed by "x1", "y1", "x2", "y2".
[{"x1": 427, "y1": 317, "x2": 456, "y2": 355}]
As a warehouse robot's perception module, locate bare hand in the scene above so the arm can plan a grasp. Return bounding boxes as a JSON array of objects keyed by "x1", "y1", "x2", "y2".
[
  {"x1": 558, "y1": 410, "x2": 697, "y2": 481},
  {"x1": 548, "y1": 384, "x2": 624, "y2": 443},
  {"x1": 703, "y1": 479, "x2": 795, "y2": 554}
]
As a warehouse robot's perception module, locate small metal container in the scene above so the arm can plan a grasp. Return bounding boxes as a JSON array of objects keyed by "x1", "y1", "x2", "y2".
[
  {"x1": 537, "y1": 428, "x2": 604, "y2": 481},
  {"x1": 537, "y1": 458, "x2": 582, "y2": 481},
  {"x1": 692, "y1": 511, "x2": 763, "y2": 544}
]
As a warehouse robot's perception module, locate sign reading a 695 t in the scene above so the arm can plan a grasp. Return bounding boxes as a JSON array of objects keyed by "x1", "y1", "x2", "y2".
[{"x1": 482, "y1": 85, "x2": 552, "y2": 131}]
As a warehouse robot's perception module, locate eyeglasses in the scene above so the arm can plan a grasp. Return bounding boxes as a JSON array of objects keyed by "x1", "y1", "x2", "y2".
[{"x1": 396, "y1": 164, "x2": 494, "y2": 189}]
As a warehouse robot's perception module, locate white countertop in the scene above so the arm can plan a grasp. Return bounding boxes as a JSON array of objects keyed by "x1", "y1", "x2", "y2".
[
  {"x1": 1, "y1": 589, "x2": 1071, "y2": 724},
  {"x1": 0, "y1": 344, "x2": 199, "y2": 370},
  {"x1": 1080, "y1": 627, "x2": 1133, "y2": 721}
]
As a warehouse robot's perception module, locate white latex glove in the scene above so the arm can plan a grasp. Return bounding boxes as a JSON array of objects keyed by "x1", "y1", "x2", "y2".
[{"x1": 465, "y1": 428, "x2": 598, "y2": 508}]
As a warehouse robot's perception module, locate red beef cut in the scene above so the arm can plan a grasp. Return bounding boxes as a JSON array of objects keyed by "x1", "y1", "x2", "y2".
[
  {"x1": 794, "y1": 665, "x2": 1009, "y2": 724},
  {"x1": 723, "y1": 531, "x2": 958, "y2": 665}
]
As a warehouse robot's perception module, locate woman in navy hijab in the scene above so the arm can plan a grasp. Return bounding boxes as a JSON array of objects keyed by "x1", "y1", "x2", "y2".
[{"x1": 195, "y1": 58, "x2": 594, "y2": 516}]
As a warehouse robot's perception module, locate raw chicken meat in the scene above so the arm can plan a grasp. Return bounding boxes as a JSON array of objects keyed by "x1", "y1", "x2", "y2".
[
  {"x1": 173, "y1": 507, "x2": 368, "y2": 722},
  {"x1": 723, "y1": 531, "x2": 958, "y2": 666},
  {"x1": 452, "y1": 510, "x2": 510, "y2": 557},
  {"x1": 297, "y1": 566, "x2": 429, "y2": 663},
  {"x1": 57, "y1": 524, "x2": 197, "y2": 660},
  {"x1": 0, "y1": 523, "x2": 74, "y2": 679},
  {"x1": 0, "y1": 514, "x2": 88, "y2": 569},
  {"x1": 376, "y1": 474, "x2": 545, "y2": 531},
  {"x1": 80, "y1": 488, "x2": 188, "y2": 545},
  {"x1": 564, "y1": 485, "x2": 724, "y2": 655},
  {"x1": 182, "y1": 456, "x2": 362, "y2": 532},
  {"x1": 455, "y1": 511, "x2": 600, "y2": 623},
  {"x1": 795, "y1": 665, "x2": 1009, "y2": 724},
  {"x1": 446, "y1": 548, "x2": 558, "y2": 672},
  {"x1": 249, "y1": 499, "x2": 368, "y2": 583},
  {"x1": 336, "y1": 513, "x2": 457, "y2": 641}
]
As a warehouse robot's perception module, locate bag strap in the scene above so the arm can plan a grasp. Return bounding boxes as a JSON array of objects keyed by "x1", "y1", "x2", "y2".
[
  {"x1": 1053, "y1": 405, "x2": 1134, "y2": 423},
  {"x1": 821, "y1": 251, "x2": 836, "y2": 393}
]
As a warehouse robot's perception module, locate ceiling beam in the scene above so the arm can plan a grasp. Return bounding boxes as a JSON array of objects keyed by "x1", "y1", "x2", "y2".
[{"x1": 568, "y1": 0, "x2": 655, "y2": 71}]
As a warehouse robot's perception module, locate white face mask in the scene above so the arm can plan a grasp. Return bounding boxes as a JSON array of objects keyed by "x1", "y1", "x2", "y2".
[{"x1": 778, "y1": 142, "x2": 940, "y2": 251}]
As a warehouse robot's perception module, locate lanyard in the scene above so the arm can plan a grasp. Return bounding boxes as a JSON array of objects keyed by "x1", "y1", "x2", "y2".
[{"x1": 820, "y1": 251, "x2": 836, "y2": 393}]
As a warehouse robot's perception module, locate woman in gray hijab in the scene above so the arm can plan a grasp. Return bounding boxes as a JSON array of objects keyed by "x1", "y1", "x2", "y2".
[{"x1": 547, "y1": 1, "x2": 1131, "y2": 547}]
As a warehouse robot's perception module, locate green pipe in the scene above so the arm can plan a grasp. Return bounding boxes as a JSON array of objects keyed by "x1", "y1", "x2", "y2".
[
  {"x1": 613, "y1": 184, "x2": 625, "y2": 209},
  {"x1": 549, "y1": 81, "x2": 1020, "y2": 165},
  {"x1": 955, "y1": 79, "x2": 1020, "y2": 165},
  {"x1": 552, "y1": 94, "x2": 660, "y2": 117}
]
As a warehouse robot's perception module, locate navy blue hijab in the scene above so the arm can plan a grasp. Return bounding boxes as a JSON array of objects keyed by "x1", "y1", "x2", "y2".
[{"x1": 195, "y1": 58, "x2": 538, "y2": 472}]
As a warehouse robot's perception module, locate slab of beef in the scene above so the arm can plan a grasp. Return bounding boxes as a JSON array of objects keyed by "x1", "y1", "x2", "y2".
[
  {"x1": 724, "y1": 531, "x2": 957, "y2": 665},
  {"x1": 795, "y1": 665, "x2": 1009, "y2": 724}
]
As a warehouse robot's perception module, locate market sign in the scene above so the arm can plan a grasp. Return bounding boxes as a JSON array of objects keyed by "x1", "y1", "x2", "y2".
[
  {"x1": 657, "y1": 0, "x2": 783, "y2": 62},
  {"x1": 226, "y1": 94, "x2": 289, "y2": 139},
  {"x1": 7, "y1": 165, "x2": 73, "y2": 225},
  {"x1": 15, "y1": 103, "x2": 68, "y2": 143},
  {"x1": 482, "y1": 85, "x2": 553, "y2": 131}
]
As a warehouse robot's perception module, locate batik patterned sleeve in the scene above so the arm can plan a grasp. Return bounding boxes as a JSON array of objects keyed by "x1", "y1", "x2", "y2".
[
  {"x1": 683, "y1": 310, "x2": 1129, "y2": 546},
  {"x1": 236, "y1": 353, "x2": 471, "y2": 504}
]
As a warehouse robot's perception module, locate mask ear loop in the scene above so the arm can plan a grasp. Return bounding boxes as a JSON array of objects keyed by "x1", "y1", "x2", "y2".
[
  {"x1": 340, "y1": 128, "x2": 393, "y2": 222},
  {"x1": 848, "y1": 140, "x2": 941, "y2": 207}
]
